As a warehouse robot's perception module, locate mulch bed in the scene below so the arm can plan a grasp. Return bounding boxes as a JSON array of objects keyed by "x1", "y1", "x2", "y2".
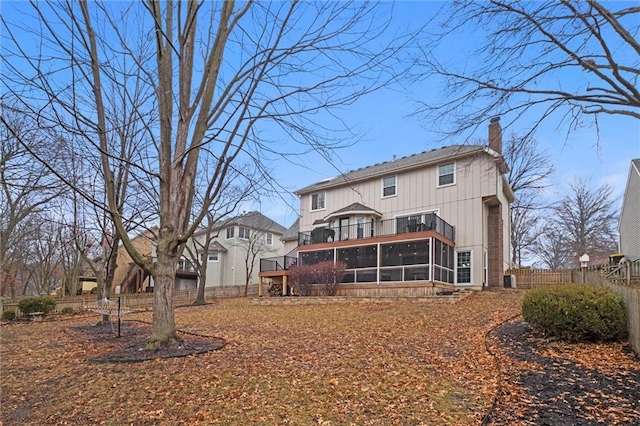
[
  {"x1": 488, "y1": 320, "x2": 640, "y2": 425},
  {"x1": 67, "y1": 320, "x2": 226, "y2": 364}
]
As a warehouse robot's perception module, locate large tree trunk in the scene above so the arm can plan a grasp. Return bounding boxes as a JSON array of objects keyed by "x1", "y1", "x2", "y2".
[{"x1": 150, "y1": 234, "x2": 178, "y2": 346}]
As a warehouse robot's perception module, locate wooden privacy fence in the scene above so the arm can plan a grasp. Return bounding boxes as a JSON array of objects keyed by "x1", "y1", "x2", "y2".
[
  {"x1": 506, "y1": 268, "x2": 573, "y2": 289},
  {"x1": 0, "y1": 284, "x2": 260, "y2": 317}
]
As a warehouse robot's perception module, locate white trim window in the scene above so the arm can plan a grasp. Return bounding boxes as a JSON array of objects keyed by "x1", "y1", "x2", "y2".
[
  {"x1": 382, "y1": 175, "x2": 397, "y2": 197},
  {"x1": 457, "y1": 251, "x2": 471, "y2": 284},
  {"x1": 438, "y1": 163, "x2": 455, "y2": 187},
  {"x1": 208, "y1": 251, "x2": 219, "y2": 262},
  {"x1": 238, "y1": 226, "x2": 251, "y2": 240},
  {"x1": 265, "y1": 233, "x2": 273, "y2": 245},
  {"x1": 311, "y1": 191, "x2": 326, "y2": 211},
  {"x1": 226, "y1": 227, "x2": 235, "y2": 239}
]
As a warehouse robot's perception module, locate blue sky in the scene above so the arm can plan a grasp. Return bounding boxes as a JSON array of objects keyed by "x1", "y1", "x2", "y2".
[{"x1": 2, "y1": 1, "x2": 638, "y2": 231}]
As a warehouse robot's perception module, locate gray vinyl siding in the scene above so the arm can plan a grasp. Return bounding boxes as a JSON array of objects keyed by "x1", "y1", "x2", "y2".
[{"x1": 620, "y1": 163, "x2": 640, "y2": 261}]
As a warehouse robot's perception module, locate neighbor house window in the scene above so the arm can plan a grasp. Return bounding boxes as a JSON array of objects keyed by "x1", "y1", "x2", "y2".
[
  {"x1": 457, "y1": 251, "x2": 471, "y2": 284},
  {"x1": 226, "y1": 227, "x2": 234, "y2": 239},
  {"x1": 382, "y1": 175, "x2": 396, "y2": 197},
  {"x1": 208, "y1": 251, "x2": 219, "y2": 262},
  {"x1": 265, "y1": 233, "x2": 273, "y2": 245},
  {"x1": 438, "y1": 163, "x2": 455, "y2": 186},
  {"x1": 238, "y1": 227, "x2": 250, "y2": 239},
  {"x1": 311, "y1": 192, "x2": 325, "y2": 211}
]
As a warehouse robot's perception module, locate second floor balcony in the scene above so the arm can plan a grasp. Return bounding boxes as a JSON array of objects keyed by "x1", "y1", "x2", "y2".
[{"x1": 298, "y1": 213, "x2": 455, "y2": 247}]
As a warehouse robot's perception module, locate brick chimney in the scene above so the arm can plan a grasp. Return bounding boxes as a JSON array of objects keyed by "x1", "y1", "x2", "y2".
[{"x1": 488, "y1": 116, "x2": 502, "y2": 154}]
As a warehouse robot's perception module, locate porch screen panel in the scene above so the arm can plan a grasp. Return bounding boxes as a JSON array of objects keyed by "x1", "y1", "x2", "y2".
[
  {"x1": 381, "y1": 240, "x2": 430, "y2": 266},
  {"x1": 337, "y1": 245, "x2": 377, "y2": 269},
  {"x1": 299, "y1": 249, "x2": 334, "y2": 266}
]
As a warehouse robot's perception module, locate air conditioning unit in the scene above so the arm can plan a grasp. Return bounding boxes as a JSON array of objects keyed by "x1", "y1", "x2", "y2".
[{"x1": 503, "y1": 274, "x2": 516, "y2": 288}]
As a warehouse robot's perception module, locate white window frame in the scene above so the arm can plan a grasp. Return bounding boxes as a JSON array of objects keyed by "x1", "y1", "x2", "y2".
[
  {"x1": 265, "y1": 233, "x2": 273, "y2": 245},
  {"x1": 208, "y1": 251, "x2": 219, "y2": 262},
  {"x1": 381, "y1": 175, "x2": 397, "y2": 198},
  {"x1": 456, "y1": 250, "x2": 472, "y2": 284},
  {"x1": 311, "y1": 191, "x2": 326, "y2": 211},
  {"x1": 437, "y1": 162, "x2": 456, "y2": 187},
  {"x1": 226, "y1": 227, "x2": 235, "y2": 239},
  {"x1": 238, "y1": 226, "x2": 251, "y2": 240}
]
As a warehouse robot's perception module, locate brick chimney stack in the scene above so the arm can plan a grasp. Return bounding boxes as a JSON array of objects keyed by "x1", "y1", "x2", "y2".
[{"x1": 488, "y1": 116, "x2": 502, "y2": 154}]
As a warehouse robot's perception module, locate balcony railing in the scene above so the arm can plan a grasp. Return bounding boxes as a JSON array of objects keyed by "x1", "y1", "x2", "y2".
[
  {"x1": 177, "y1": 259, "x2": 198, "y2": 274},
  {"x1": 298, "y1": 213, "x2": 455, "y2": 246},
  {"x1": 260, "y1": 256, "x2": 298, "y2": 272}
]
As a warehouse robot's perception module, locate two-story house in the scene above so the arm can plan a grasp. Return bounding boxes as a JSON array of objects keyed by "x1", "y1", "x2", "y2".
[
  {"x1": 189, "y1": 211, "x2": 286, "y2": 288},
  {"x1": 261, "y1": 118, "x2": 513, "y2": 296}
]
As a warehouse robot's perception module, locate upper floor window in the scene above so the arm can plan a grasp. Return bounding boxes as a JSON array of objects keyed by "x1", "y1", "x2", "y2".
[
  {"x1": 382, "y1": 175, "x2": 397, "y2": 197},
  {"x1": 208, "y1": 251, "x2": 219, "y2": 262},
  {"x1": 238, "y1": 227, "x2": 251, "y2": 240},
  {"x1": 438, "y1": 163, "x2": 455, "y2": 187},
  {"x1": 226, "y1": 227, "x2": 235, "y2": 239},
  {"x1": 265, "y1": 233, "x2": 273, "y2": 245},
  {"x1": 311, "y1": 191, "x2": 326, "y2": 211}
]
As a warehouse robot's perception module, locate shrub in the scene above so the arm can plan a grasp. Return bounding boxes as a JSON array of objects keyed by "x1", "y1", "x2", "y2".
[
  {"x1": 290, "y1": 265, "x2": 316, "y2": 296},
  {"x1": 522, "y1": 284, "x2": 628, "y2": 343},
  {"x1": 2, "y1": 309, "x2": 16, "y2": 321},
  {"x1": 290, "y1": 262, "x2": 347, "y2": 296},
  {"x1": 18, "y1": 296, "x2": 57, "y2": 315},
  {"x1": 315, "y1": 261, "x2": 346, "y2": 296},
  {"x1": 61, "y1": 307, "x2": 74, "y2": 315}
]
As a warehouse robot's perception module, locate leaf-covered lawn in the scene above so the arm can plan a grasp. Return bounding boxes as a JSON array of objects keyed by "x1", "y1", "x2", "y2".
[{"x1": 1, "y1": 290, "x2": 637, "y2": 425}]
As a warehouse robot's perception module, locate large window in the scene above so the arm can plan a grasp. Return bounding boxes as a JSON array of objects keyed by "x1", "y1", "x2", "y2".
[
  {"x1": 226, "y1": 227, "x2": 234, "y2": 239},
  {"x1": 457, "y1": 251, "x2": 471, "y2": 284},
  {"x1": 238, "y1": 227, "x2": 250, "y2": 239},
  {"x1": 438, "y1": 163, "x2": 455, "y2": 186},
  {"x1": 382, "y1": 175, "x2": 396, "y2": 197},
  {"x1": 311, "y1": 192, "x2": 326, "y2": 211}
]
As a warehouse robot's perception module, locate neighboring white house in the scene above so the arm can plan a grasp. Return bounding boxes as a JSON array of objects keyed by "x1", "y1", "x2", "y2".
[
  {"x1": 266, "y1": 118, "x2": 513, "y2": 293},
  {"x1": 188, "y1": 211, "x2": 286, "y2": 288},
  {"x1": 619, "y1": 159, "x2": 640, "y2": 261}
]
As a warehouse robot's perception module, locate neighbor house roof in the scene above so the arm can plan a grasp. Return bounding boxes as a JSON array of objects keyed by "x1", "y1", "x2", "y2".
[
  {"x1": 194, "y1": 211, "x2": 286, "y2": 237},
  {"x1": 295, "y1": 145, "x2": 491, "y2": 195},
  {"x1": 281, "y1": 218, "x2": 300, "y2": 242}
]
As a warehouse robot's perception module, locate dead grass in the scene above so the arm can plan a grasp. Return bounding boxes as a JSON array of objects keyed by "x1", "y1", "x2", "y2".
[{"x1": 1, "y1": 289, "x2": 625, "y2": 425}]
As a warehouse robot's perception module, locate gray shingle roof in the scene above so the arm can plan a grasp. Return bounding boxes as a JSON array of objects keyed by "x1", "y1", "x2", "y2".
[
  {"x1": 194, "y1": 211, "x2": 286, "y2": 237},
  {"x1": 295, "y1": 145, "x2": 485, "y2": 195},
  {"x1": 632, "y1": 158, "x2": 640, "y2": 172},
  {"x1": 281, "y1": 218, "x2": 299, "y2": 242},
  {"x1": 324, "y1": 202, "x2": 382, "y2": 220}
]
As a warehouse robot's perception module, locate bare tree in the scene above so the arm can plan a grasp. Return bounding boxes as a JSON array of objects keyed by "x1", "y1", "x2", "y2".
[
  {"x1": 550, "y1": 176, "x2": 618, "y2": 266},
  {"x1": 413, "y1": 1, "x2": 639, "y2": 138},
  {"x1": 1, "y1": 103, "x2": 66, "y2": 296},
  {"x1": 228, "y1": 212, "x2": 283, "y2": 296},
  {"x1": 503, "y1": 133, "x2": 555, "y2": 267},
  {"x1": 532, "y1": 225, "x2": 572, "y2": 270},
  {"x1": 2, "y1": 1, "x2": 412, "y2": 346}
]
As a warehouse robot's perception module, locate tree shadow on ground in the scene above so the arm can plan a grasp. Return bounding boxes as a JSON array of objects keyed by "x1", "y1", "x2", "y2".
[{"x1": 68, "y1": 321, "x2": 226, "y2": 364}]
